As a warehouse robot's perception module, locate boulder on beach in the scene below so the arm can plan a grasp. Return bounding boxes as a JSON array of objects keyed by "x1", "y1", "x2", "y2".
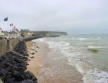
[{"x1": 88, "y1": 48, "x2": 99, "y2": 53}]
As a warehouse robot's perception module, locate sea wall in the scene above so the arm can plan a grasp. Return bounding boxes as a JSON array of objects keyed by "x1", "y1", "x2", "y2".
[
  {"x1": 0, "y1": 38, "x2": 38, "y2": 83},
  {"x1": 0, "y1": 39, "x2": 21, "y2": 56},
  {"x1": 0, "y1": 35, "x2": 48, "y2": 56}
]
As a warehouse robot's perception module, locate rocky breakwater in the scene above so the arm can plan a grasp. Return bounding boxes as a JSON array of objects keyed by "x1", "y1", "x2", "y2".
[{"x1": 0, "y1": 40, "x2": 37, "y2": 83}]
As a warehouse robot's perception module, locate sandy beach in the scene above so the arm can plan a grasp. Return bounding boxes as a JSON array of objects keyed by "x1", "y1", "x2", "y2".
[{"x1": 26, "y1": 40, "x2": 83, "y2": 83}]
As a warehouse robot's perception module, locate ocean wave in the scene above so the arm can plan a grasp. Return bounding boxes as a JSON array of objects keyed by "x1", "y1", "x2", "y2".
[
  {"x1": 77, "y1": 38, "x2": 88, "y2": 41},
  {"x1": 88, "y1": 46, "x2": 103, "y2": 49},
  {"x1": 35, "y1": 37, "x2": 108, "y2": 83},
  {"x1": 32, "y1": 38, "x2": 46, "y2": 42},
  {"x1": 83, "y1": 68, "x2": 108, "y2": 83}
]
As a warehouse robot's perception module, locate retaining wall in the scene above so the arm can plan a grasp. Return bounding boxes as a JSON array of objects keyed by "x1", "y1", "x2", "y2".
[{"x1": 0, "y1": 39, "x2": 20, "y2": 56}]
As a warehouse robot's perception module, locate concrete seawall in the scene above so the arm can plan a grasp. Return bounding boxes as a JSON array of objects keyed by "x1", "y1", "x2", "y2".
[
  {"x1": 0, "y1": 37, "x2": 38, "y2": 83},
  {"x1": 0, "y1": 39, "x2": 20, "y2": 56},
  {"x1": 0, "y1": 35, "x2": 44, "y2": 56}
]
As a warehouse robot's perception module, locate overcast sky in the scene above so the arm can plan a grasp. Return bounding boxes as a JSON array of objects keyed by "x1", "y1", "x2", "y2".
[{"x1": 0, "y1": 0, "x2": 108, "y2": 34}]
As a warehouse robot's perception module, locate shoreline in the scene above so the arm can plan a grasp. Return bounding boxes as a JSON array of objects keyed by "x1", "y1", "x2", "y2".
[
  {"x1": 27, "y1": 41, "x2": 49, "y2": 76},
  {"x1": 27, "y1": 39, "x2": 83, "y2": 83}
]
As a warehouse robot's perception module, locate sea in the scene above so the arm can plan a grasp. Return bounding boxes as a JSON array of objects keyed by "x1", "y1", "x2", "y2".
[{"x1": 37, "y1": 34, "x2": 108, "y2": 83}]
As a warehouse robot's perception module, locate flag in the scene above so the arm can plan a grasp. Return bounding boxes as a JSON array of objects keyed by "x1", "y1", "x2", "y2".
[
  {"x1": 10, "y1": 23, "x2": 13, "y2": 27},
  {"x1": 14, "y1": 26, "x2": 19, "y2": 32},
  {"x1": 15, "y1": 28, "x2": 19, "y2": 32},
  {"x1": 4, "y1": 17, "x2": 8, "y2": 22}
]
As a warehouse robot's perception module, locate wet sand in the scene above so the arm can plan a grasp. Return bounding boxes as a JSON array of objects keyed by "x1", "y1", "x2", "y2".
[{"x1": 26, "y1": 40, "x2": 83, "y2": 83}]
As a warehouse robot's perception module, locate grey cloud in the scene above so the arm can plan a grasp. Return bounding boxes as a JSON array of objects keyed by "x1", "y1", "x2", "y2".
[{"x1": 0, "y1": 0, "x2": 108, "y2": 33}]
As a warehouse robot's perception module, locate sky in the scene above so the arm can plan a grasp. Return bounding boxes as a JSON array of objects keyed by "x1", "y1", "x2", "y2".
[{"x1": 0, "y1": 0, "x2": 108, "y2": 34}]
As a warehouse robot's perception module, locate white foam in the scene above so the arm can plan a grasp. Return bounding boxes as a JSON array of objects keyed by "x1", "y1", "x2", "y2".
[
  {"x1": 83, "y1": 68, "x2": 108, "y2": 83},
  {"x1": 88, "y1": 46, "x2": 103, "y2": 49},
  {"x1": 35, "y1": 37, "x2": 108, "y2": 83},
  {"x1": 77, "y1": 38, "x2": 88, "y2": 41},
  {"x1": 32, "y1": 38, "x2": 46, "y2": 42}
]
